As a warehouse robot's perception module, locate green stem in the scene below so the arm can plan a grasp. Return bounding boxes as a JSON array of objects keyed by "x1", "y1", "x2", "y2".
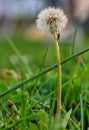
[{"x1": 53, "y1": 31, "x2": 61, "y2": 116}]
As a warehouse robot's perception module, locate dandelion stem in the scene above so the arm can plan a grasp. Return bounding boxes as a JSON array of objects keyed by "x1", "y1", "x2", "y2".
[{"x1": 53, "y1": 31, "x2": 61, "y2": 116}]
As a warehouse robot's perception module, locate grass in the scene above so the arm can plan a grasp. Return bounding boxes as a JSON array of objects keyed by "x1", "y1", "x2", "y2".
[{"x1": 0, "y1": 32, "x2": 89, "y2": 130}]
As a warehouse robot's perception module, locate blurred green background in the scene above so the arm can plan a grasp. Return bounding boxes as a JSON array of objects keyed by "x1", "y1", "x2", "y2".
[{"x1": 0, "y1": 0, "x2": 89, "y2": 76}]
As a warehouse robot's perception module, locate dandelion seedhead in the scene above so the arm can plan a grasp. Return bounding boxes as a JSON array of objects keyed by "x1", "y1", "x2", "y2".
[
  {"x1": 36, "y1": 7, "x2": 68, "y2": 116},
  {"x1": 36, "y1": 7, "x2": 68, "y2": 36}
]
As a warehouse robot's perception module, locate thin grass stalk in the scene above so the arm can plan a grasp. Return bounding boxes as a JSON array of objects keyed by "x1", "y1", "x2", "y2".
[
  {"x1": 20, "y1": 85, "x2": 27, "y2": 129},
  {"x1": 5, "y1": 35, "x2": 32, "y2": 75},
  {"x1": 71, "y1": 19, "x2": 78, "y2": 55},
  {"x1": 80, "y1": 78, "x2": 84, "y2": 130},
  {"x1": 80, "y1": 94, "x2": 84, "y2": 130},
  {"x1": 49, "y1": 82, "x2": 56, "y2": 118},
  {"x1": 31, "y1": 42, "x2": 49, "y2": 96}
]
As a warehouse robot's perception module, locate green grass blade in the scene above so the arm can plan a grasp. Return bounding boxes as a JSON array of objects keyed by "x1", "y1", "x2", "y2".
[
  {"x1": 62, "y1": 107, "x2": 80, "y2": 130},
  {"x1": 61, "y1": 109, "x2": 72, "y2": 129},
  {"x1": 80, "y1": 94, "x2": 84, "y2": 130},
  {"x1": 40, "y1": 42, "x2": 49, "y2": 71},
  {"x1": 31, "y1": 42, "x2": 49, "y2": 95},
  {"x1": 71, "y1": 20, "x2": 78, "y2": 55},
  {"x1": 0, "y1": 47, "x2": 89, "y2": 98},
  {"x1": 20, "y1": 87, "x2": 27, "y2": 129},
  {"x1": 62, "y1": 47, "x2": 89, "y2": 65},
  {"x1": 5, "y1": 35, "x2": 32, "y2": 74}
]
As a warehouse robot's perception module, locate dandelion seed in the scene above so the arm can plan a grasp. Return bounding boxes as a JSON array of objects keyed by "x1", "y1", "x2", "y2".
[{"x1": 36, "y1": 7, "x2": 68, "y2": 36}]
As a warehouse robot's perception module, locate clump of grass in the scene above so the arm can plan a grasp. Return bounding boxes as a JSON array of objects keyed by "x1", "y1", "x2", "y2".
[{"x1": 0, "y1": 39, "x2": 89, "y2": 129}]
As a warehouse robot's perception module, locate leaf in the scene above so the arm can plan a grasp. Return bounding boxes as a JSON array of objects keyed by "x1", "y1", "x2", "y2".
[
  {"x1": 61, "y1": 109, "x2": 72, "y2": 129},
  {"x1": 29, "y1": 122, "x2": 39, "y2": 130}
]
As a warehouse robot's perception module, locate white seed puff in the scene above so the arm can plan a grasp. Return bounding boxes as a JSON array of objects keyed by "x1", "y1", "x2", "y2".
[{"x1": 36, "y1": 7, "x2": 68, "y2": 35}]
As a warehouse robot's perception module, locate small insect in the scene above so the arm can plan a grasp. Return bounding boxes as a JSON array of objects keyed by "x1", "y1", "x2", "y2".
[{"x1": 57, "y1": 33, "x2": 60, "y2": 40}]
